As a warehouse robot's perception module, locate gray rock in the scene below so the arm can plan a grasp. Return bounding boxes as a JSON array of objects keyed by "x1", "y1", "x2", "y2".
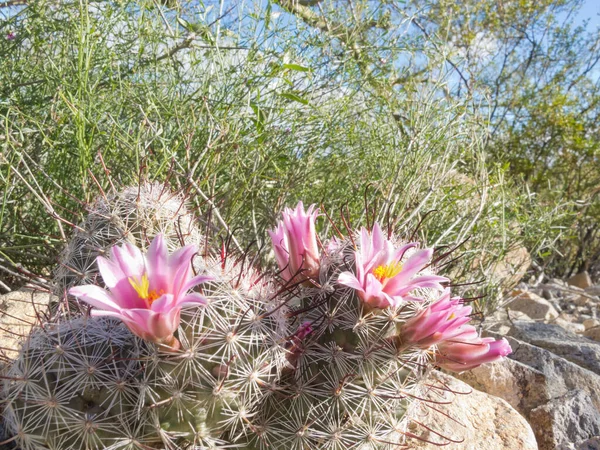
[
  {"x1": 575, "y1": 437, "x2": 600, "y2": 450},
  {"x1": 469, "y1": 334, "x2": 600, "y2": 449},
  {"x1": 530, "y1": 390, "x2": 600, "y2": 450},
  {"x1": 508, "y1": 289, "x2": 559, "y2": 321},
  {"x1": 506, "y1": 337, "x2": 600, "y2": 412},
  {"x1": 585, "y1": 285, "x2": 600, "y2": 297},
  {"x1": 568, "y1": 271, "x2": 593, "y2": 289},
  {"x1": 509, "y1": 321, "x2": 600, "y2": 374}
]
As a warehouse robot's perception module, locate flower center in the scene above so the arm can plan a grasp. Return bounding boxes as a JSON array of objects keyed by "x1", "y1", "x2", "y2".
[
  {"x1": 372, "y1": 262, "x2": 403, "y2": 281},
  {"x1": 129, "y1": 274, "x2": 164, "y2": 306}
]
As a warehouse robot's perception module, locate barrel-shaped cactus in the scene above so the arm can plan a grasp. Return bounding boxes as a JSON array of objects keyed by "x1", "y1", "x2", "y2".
[{"x1": 53, "y1": 182, "x2": 204, "y2": 300}]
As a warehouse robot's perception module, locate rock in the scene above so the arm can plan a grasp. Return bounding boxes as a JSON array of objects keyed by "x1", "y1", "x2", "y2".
[
  {"x1": 408, "y1": 371, "x2": 537, "y2": 450},
  {"x1": 553, "y1": 317, "x2": 585, "y2": 334},
  {"x1": 490, "y1": 245, "x2": 531, "y2": 291},
  {"x1": 585, "y1": 285, "x2": 600, "y2": 297},
  {"x1": 576, "y1": 295, "x2": 592, "y2": 306},
  {"x1": 574, "y1": 436, "x2": 600, "y2": 450},
  {"x1": 0, "y1": 289, "x2": 53, "y2": 362},
  {"x1": 461, "y1": 336, "x2": 600, "y2": 449},
  {"x1": 584, "y1": 327, "x2": 600, "y2": 342},
  {"x1": 508, "y1": 289, "x2": 559, "y2": 321},
  {"x1": 506, "y1": 337, "x2": 600, "y2": 411},
  {"x1": 584, "y1": 319, "x2": 600, "y2": 330},
  {"x1": 509, "y1": 321, "x2": 600, "y2": 374},
  {"x1": 454, "y1": 357, "x2": 549, "y2": 414},
  {"x1": 568, "y1": 271, "x2": 593, "y2": 290},
  {"x1": 530, "y1": 390, "x2": 600, "y2": 450}
]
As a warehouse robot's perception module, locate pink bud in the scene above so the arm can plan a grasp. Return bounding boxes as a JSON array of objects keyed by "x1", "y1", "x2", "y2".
[
  {"x1": 268, "y1": 202, "x2": 320, "y2": 282},
  {"x1": 400, "y1": 289, "x2": 474, "y2": 349},
  {"x1": 436, "y1": 334, "x2": 512, "y2": 372}
]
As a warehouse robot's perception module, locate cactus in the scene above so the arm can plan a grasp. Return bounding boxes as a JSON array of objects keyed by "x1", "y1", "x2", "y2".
[
  {"x1": 3, "y1": 188, "x2": 511, "y2": 450},
  {"x1": 246, "y1": 236, "x2": 441, "y2": 449},
  {"x1": 3, "y1": 262, "x2": 289, "y2": 449},
  {"x1": 2, "y1": 316, "x2": 151, "y2": 450},
  {"x1": 53, "y1": 182, "x2": 204, "y2": 300},
  {"x1": 3, "y1": 184, "x2": 290, "y2": 450}
]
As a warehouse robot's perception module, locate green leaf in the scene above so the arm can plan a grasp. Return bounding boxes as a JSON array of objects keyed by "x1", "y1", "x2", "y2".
[
  {"x1": 283, "y1": 63, "x2": 310, "y2": 72},
  {"x1": 279, "y1": 92, "x2": 309, "y2": 105}
]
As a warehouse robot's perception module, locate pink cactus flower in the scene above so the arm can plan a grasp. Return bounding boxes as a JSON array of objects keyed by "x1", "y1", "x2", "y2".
[
  {"x1": 69, "y1": 234, "x2": 213, "y2": 349},
  {"x1": 435, "y1": 330, "x2": 512, "y2": 372},
  {"x1": 400, "y1": 289, "x2": 474, "y2": 349},
  {"x1": 268, "y1": 201, "x2": 320, "y2": 282},
  {"x1": 337, "y1": 222, "x2": 448, "y2": 308}
]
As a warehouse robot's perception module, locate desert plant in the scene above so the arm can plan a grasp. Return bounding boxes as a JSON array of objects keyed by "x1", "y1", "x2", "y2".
[{"x1": 3, "y1": 184, "x2": 290, "y2": 450}]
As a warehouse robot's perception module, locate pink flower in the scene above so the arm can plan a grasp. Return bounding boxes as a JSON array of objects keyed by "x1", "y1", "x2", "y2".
[
  {"x1": 435, "y1": 330, "x2": 512, "y2": 372},
  {"x1": 268, "y1": 202, "x2": 320, "y2": 282},
  {"x1": 337, "y1": 222, "x2": 447, "y2": 308},
  {"x1": 69, "y1": 234, "x2": 213, "y2": 349},
  {"x1": 400, "y1": 289, "x2": 474, "y2": 349}
]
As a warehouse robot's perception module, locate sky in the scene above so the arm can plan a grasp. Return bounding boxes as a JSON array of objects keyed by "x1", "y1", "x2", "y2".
[{"x1": 571, "y1": 0, "x2": 600, "y2": 28}]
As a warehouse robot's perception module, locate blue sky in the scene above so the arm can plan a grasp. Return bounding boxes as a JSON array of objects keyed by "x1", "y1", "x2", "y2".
[{"x1": 571, "y1": 0, "x2": 600, "y2": 28}]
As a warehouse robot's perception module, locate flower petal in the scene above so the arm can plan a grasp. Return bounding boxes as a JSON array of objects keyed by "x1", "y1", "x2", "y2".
[
  {"x1": 69, "y1": 285, "x2": 122, "y2": 313},
  {"x1": 178, "y1": 292, "x2": 208, "y2": 307},
  {"x1": 112, "y1": 242, "x2": 145, "y2": 277},
  {"x1": 181, "y1": 274, "x2": 214, "y2": 294},
  {"x1": 338, "y1": 271, "x2": 365, "y2": 292},
  {"x1": 147, "y1": 234, "x2": 169, "y2": 292}
]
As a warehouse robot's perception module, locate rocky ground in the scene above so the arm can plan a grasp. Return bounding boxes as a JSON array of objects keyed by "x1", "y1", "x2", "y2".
[
  {"x1": 1, "y1": 271, "x2": 599, "y2": 449},
  {"x1": 460, "y1": 270, "x2": 600, "y2": 450}
]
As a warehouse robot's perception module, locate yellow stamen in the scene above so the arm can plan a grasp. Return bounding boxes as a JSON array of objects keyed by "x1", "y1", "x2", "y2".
[
  {"x1": 129, "y1": 274, "x2": 166, "y2": 306},
  {"x1": 129, "y1": 274, "x2": 150, "y2": 300},
  {"x1": 372, "y1": 262, "x2": 403, "y2": 281},
  {"x1": 448, "y1": 312, "x2": 456, "y2": 320}
]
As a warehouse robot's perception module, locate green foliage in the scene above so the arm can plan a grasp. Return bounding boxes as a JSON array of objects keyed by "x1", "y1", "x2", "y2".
[{"x1": 2, "y1": 0, "x2": 594, "y2": 310}]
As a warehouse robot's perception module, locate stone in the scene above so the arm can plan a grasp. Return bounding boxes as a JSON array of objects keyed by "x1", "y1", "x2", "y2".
[
  {"x1": 585, "y1": 285, "x2": 600, "y2": 297},
  {"x1": 505, "y1": 337, "x2": 600, "y2": 411},
  {"x1": 554, "y1": 317, "x2": 585, "y2": 334},
  {"x1": 461, "y1": 336, "x2": 600, "y2": 449},
  {"x1": 509, "y1": 321, "x2": 600, "y2": 374},
  {"x1": 530, "y1": 390, "x2": 600, "y2": 450},
  {"x1": 0, "y1": 289, "x2": 53, "y2": 362},
  {"x1": 576, "y1": 295, "x2": 592, "y2": 306},
  {"x1": 574, "y1": 437, "x2": 600, "y2": 450},
  {"x1": 584, "y1": 327, "x2": 600, "y2": 342},
  {"x1": 407, "y1": 371, "x2": 537, "y2": 450},
  {"x1": 568, "y1": 271, "x2": 593, "y2": 289},
  {"x1": 454, "y1": 357, "x2": 549, "y2": 414},
  {"x1": 508, "y1": 289, "x2": 559, "y2": 321},
  {"x1": 584, "y1": 319, "x2": 600, "y2": 330}
]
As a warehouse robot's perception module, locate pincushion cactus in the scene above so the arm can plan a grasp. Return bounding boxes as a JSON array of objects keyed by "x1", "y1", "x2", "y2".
[
  {"x1": 4, "y1": 250, "x2": 289, "y2": 450},
  {"x1": 2, "y1": 190, "x2": 512, "y2": 450},
  {"x1": 245, "y1": 202, "x2": 511, "y2": 449},
  {"x1": 53, "y1": 182, "x2": 204, "y2": 300}
]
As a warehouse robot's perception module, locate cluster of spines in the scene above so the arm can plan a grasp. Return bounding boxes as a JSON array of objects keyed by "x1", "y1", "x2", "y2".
[
  {"x1": 3, "y1": 185, "x2": 462, "y2": 450},
  {"x1": 53, "y1": 182, "x2": 204, "y2": 301},
  {"x1": 245, "y1": 237, "x2": 439, "y2": 449}
]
